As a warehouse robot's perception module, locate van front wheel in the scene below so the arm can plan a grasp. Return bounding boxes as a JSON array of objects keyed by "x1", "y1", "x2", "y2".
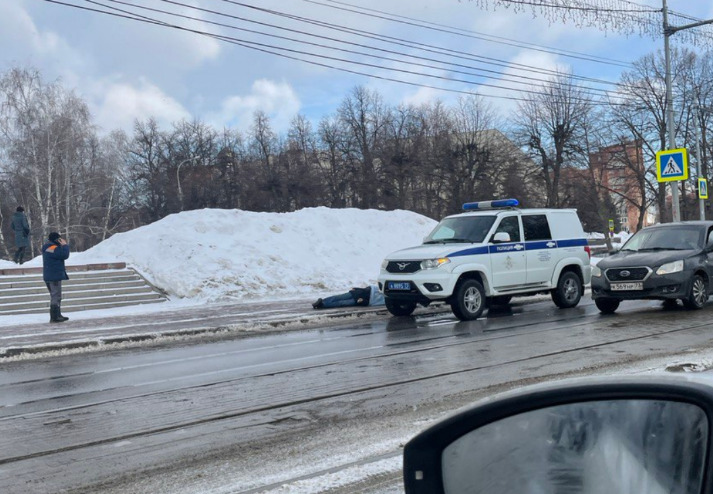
[{"x1": 451, "y1": 279, "x2": 486, "y2": 321}]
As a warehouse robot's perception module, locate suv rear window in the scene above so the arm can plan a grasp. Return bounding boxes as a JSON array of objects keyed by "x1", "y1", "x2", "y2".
[{"x1": 522, "y1": 215, "x2": 552, "y2": 241}]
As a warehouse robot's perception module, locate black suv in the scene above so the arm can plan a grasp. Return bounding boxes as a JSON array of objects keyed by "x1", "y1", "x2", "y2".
[{"x1": 591, "y1": 221, "x2": 713, "y2": 313}]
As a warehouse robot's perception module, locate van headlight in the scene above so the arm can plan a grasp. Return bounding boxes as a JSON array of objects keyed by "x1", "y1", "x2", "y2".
[
  {"x1": 421, "y1": 258, "x2": 450, "y2": 270},
  {"x1": 592, "y1": 265, "x2": 602, "y2": 277},
  {"x1": 381, "y1": 259, "x2": 388, "y2": 270},
  {"x1": 656, "y1": 260, "x2": 684, "y2": 275}
]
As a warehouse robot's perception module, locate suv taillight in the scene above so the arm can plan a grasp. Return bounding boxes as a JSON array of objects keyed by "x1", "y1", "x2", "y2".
[{"x1": 584, "y1": 245, "x2": 591, "y2": 259}]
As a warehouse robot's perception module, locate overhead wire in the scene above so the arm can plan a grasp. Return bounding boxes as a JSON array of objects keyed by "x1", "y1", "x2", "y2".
[
  {"x1": 131, "y1": 0, "x2": 624, "y2": 101},
  {"x1": 43, "y1": 0, "x2": 528, "y2": 102},
  {"x1": 217, "y1": 0, "x2": 626, "y2": 89},
  {"x1": 307, "y1": 0, "x2": 633, "y2": 68},
  {"x1": 42, "y1": 0, "x2": 659, "y2": 106}
]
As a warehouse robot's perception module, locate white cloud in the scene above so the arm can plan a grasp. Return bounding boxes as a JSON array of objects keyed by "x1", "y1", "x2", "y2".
[
  {"x1": 401, "y1": 86, "x2": 442, "y2": 107},
  {"x1": 91, "y1": 78, "x2": 191, "y2": 133},
  {"x1": 0, "y1": 1, "x2": 84, "y2": 74},
  {"x1": 122, "y1": 0, "x2": 222, "y2": 69},
  {"x1": 208, "y1": 79, "x2": 301, "y2": 133}
]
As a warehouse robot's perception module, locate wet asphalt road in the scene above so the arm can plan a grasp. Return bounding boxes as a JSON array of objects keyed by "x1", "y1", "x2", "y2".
[{"x1": 2, "y1": 295, "x2": 713, "y2": 493}]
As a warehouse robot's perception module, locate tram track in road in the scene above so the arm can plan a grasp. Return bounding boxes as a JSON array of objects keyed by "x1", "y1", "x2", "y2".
[
  {"x1": 0, "y1": 298, "x2": 658, "y2": 415},
  {"x1": 2, "y1": 303, "x2": 712, "y2": 469}
]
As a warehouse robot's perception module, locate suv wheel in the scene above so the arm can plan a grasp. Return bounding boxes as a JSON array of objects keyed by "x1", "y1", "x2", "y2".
[
  {"x1": 385, "y1": 298, "x2": 417, "y2": 317},
  {"x1": 682, "y1": 275, "x2": 708, "y2": 310},
  {"x1": 552, "y1": 271, "x2": 582, "y2": 308},
  {"x1": 451, "y1": 279, "x2": 485, "y2": 321},
  {"x1": 595, "y1": 298, "x2": 620, "y2": 314}
]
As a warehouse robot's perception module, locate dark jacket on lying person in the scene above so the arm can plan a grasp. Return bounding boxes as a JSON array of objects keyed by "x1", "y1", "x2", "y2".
[{"x1": 313, "y1": 285, "x2": 385, "y2": 309}]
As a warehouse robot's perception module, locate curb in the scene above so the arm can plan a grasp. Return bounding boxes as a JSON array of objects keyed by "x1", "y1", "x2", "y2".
[{"x1": 0, "y1": 304, "x2": 452, "y2": 359}]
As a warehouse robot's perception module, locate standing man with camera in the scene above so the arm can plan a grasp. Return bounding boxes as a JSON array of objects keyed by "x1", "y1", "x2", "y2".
[{"x1": 42, "y1": 232, "x2": 70, "y2": 323}]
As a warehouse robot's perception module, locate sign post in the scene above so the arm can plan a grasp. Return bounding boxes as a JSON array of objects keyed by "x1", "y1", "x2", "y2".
[{"x1": 656, "y1": 149, "x2": 689, "y2": 223}]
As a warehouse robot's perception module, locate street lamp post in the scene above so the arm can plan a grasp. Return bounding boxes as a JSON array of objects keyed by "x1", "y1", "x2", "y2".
[
  {"x1": 662, "y1": 0, "x2": 713, "y2": 222},
  {"x1": 177, "y1": 156, "x2": 199, "y2": 211}
]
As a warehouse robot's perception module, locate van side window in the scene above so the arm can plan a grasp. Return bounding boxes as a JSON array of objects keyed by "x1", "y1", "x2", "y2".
[
  {"x1": 494, "y1": 216, "x2": 521, "y2": 242},
  {"x1": 522, "y1": 215, "x2": 552, "y2": 241}
]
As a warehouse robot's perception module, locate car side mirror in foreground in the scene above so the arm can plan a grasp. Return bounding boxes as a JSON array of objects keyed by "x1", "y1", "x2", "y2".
[{"x1": 403, "y1": 376, "x2": 713, "y2": 494}]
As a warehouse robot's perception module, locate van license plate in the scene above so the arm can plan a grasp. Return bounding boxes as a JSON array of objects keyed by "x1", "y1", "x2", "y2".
[
  {"x1": 387, "y1": 281, "x2": 411, "y2": 291},
  {"x1": 611, "y1": 282, "x2": 643, "y2": 291}
]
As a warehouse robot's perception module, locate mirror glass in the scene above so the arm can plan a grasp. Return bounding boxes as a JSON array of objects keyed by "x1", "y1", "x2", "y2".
[{"x1": 442, "y1": 400, "x2": 708, "y2": 494}]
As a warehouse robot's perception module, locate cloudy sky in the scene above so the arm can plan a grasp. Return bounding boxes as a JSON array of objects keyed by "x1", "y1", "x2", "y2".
[{"x1": 2, "y1": 0, "x2": 713, "y2": 136}]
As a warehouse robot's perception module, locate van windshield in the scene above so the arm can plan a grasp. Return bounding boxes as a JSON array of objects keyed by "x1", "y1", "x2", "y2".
[{"x1": 423, "y1": 216, "x2": 496, "y2": 244}]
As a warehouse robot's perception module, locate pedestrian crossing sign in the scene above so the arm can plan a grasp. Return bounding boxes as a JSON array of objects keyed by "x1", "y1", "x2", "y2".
[
  {"x1": 700, "y1": 178, "x2": 709, "y2": 200},
  {"x1": 656, "y1": 148, "x2": 688, "y2": 182}
]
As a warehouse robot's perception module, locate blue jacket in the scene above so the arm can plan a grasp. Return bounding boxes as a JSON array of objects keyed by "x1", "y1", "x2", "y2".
[
  {"x1": 42, "y1": 241, "x2": 70, "y2": 282},
  {"x1": 368, "y1": 285, "x2": 385, "y2": 306}
]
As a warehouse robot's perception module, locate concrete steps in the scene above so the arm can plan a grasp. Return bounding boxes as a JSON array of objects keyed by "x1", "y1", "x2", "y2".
[{"x1": 0, "y1": 263, "x2": 168, "y2": 315}]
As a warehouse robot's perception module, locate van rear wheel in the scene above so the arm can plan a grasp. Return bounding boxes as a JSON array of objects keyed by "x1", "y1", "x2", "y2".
[{"x1": 552, "y1": 271, "x2": 582, "y2": 308}]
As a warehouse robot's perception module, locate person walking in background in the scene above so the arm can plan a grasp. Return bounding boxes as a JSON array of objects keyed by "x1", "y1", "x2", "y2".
[
  {"x1": 11, "y1": 206, "x2": 30, "y2": 264},
  {"x1": 312, "y1": 285, "x2": 385, "y2": 309},
  {"x1": 42, "y1": 232, "x2": 70, "y2": 323}
]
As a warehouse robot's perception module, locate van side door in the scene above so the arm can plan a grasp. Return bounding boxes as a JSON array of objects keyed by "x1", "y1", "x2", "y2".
[
  {"x1": 489, "y1": 215, "x2": 526, "y2": 290},
  {"x1": 523, "y1": 214, "x2": 556, "y2": 285}
]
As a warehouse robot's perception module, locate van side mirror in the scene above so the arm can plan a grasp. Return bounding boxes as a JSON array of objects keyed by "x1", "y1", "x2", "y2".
[
  {"x1": 492, "y1": 232, "x2": 510, "y2": 244},
  {"x1": 403, "y1": 377, "x2": 713, "y2": 494}
]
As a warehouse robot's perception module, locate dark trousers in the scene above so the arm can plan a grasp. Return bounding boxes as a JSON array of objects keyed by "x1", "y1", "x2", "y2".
[
  {"x1": 14, "y1": 246, "x2": 26, "y2": 264},
  {"x1": 45, "y1": 281, "x2": 63, "y2": 306}
]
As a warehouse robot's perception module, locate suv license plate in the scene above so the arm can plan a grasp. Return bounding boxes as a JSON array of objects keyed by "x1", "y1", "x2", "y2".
[
  {"x1": 611, "y1": 282, "x2": 643, "y2": 291},
  {"x1": 387, "y1": 281, "x2": 412, "y2": 291}
]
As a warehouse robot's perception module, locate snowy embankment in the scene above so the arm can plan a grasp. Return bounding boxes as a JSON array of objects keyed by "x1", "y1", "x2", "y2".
[{"x1": 4, "y1": 207, "x2": 437, "y2": 303}]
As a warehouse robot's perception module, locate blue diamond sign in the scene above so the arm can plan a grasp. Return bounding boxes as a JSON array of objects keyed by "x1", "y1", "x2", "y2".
[{"x1": 656, "y1": 148, "x2": 689, "y2": 182}]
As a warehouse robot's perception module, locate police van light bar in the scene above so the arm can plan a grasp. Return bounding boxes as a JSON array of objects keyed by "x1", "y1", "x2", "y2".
[{"x1": 462, "y1": 199, "x2": 519, "y2": 211}]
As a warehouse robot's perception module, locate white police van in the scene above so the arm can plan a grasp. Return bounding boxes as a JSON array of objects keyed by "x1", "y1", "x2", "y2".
[{"x1": 378, "y1": 199, "x2": 592, "y2": 320}]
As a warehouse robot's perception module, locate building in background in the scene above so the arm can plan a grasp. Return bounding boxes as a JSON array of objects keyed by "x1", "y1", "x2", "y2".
[{"x1": 589, "y1": 141, "x2": 654, "y2": 232}]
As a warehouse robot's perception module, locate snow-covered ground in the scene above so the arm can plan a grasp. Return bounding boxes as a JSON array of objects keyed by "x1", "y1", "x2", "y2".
[{"x1": 0, "y1": 207, "x2": 634, "y2": 328}]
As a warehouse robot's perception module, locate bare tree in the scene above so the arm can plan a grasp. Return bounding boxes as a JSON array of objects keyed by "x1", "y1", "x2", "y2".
[
  {"x1": 337, "y1": 86, "x2": 389, "y2": 208},
  {"x1": 513, "y1": 71, "x2": 593, "y2": 208},
  {"x1": 0, "y1": 67, "x2": 94, "y2": 248}
]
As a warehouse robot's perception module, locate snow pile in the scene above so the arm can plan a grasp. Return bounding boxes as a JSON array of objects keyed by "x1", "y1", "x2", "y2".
[{"x1": 7, "y1": 207, "x2": 436, "y2": 302}]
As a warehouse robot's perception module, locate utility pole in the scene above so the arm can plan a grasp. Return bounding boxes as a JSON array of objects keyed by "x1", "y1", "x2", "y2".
[
  {"x1": 662, "y1": 0, "x2": 713, "y2": 222},
  {"x1": 693, "y1": 102, "x2": 705, "y2": 220}
]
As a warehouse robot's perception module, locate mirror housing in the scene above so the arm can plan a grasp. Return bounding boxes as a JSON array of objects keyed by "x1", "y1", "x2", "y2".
[
  {"x1": 492, "y1": 232, "x2": 510, "y2": 244},
  {"x1": 403, "y1": 376, "x2": 713, "y2": 494}
]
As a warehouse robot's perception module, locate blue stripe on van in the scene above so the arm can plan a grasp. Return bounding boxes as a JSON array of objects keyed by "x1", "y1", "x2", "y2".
[
  {"x1": 556, "y1": 238, "x2": 589, "y2": 248},
  {"x1": 525, "y1": 240, "x2": 558, "y2": 250},
  {"x1": 448, "y1": 238, "x2": 586, "y2": 257},
  {"x1": 488, "y1": 243, "x2": 525, "y2": 254},
  {"x1": 449, "y1": 246, "x2": 489, "y2": 257}
]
